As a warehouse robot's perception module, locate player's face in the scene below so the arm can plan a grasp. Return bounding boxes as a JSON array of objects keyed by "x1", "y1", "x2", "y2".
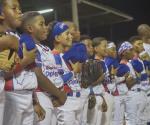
[
  {"x1": 123, "y1": 48, "x2": 134, "y2": 60},
  {"x1": 30, "y1": 15, "x2": 48, "y2": 42},
  {"x1": 133, "y1": 40, "x2": 144, "y2": 53},
  {"x1": 2, "y1": 0, "x2": 22, "y2": 29},
  {"x1": 58, "y1": 29, "x2": 73, "y2": 47},
  {"x1": 107, "y1": 47, "x2": 117, "y2": 58},
  {"x1": 69, "y1": 24, "x2": 80, "y2": 42},
  {"x1": 83, "y1": 39, "x2": 94, "y2": 57},
  {"x1": 96, "y1": 40, "x2": 108, "y2": 57}
]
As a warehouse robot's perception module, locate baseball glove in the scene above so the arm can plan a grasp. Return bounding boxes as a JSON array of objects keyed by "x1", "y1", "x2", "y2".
[
  {"x1": 81, "y1": 59, "x2": 103, "y2": 88},
  {"x1": 0, "y1": 49, "x2": 16, "y2": 72},
  {"x1": 88, "y1": 94, "x2": 96, "y2": 110},
  {"x1": 100, "y1": 95, "x2": 108, "y2": 112}
]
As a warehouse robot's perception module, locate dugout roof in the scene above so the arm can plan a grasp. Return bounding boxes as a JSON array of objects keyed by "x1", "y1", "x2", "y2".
[{"x1": 21, "y1": 0, "x2": 133, "y2": 28}]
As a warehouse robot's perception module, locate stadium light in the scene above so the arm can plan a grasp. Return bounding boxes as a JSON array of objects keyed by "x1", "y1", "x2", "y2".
[{"x1": 38, "y1": 9, "x2": 54, "y2": 14}]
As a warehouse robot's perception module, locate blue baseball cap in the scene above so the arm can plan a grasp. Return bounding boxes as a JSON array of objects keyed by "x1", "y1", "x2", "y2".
[
  {"x1": 118, "y1": 41, "x2": 133, "y2": 55},
  {"x1": 18, "y1": 33, "x2": 36, "y2": 58},
  {"x1": 63, "y1": 43, "x2": 88, "y2": 63},
  {"x1": 50, "y1": 22, "x2": 69, "y2": 41}
]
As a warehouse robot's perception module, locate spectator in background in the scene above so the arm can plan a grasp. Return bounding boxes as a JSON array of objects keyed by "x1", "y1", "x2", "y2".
[{"x1": 137, "y1": 24, "x2": 150, "y2": 56}]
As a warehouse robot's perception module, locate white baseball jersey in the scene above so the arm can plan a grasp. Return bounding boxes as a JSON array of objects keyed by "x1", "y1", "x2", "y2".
[
  {"x1": 138, "y1": 58, "x2": 150, "y2": 91},
  {"x1": 36, "y1": 44, "x2": 64, "y2": 88},
  {"x1": 143, "y1": 43, "x2": 150, "y2": 56},
  {"x1": 125, "y1": 61, "x2": 147, "y2": 125},
  {"x1": 116, "y1": 60, "x2": 129, "y2": 95},
  {"x1": 128, "y1": 59, "x2": 149, "y2": 90},
  {"x1": 127, "y1": 61, "x2": 142, "y2": 91},
  {"x1": 3, "y1": 31, "x2": 36, "y2": 125},
  {"x1": 59, "y1": 53, "x2": 81, "y2": 92},
  {"x1": 104, "y1": 61, "x2": 117, "y2": 93},
  {"x1": 5, "y1": 32, "x2": 38, "y2": 90}
]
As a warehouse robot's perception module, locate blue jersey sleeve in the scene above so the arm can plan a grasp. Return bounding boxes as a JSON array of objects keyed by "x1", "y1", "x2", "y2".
[{"x1": 35, "y1": 51, "x2": 42, "y2": 68}]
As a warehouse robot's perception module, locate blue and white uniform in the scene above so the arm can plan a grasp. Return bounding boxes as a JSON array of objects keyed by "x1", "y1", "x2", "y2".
[
  {"x1": 34, "y1": 44, "x2": 65, "y2": 125},
  {"x1": 117, "y1": 41, "x2": 147, "y2": 125},
  {"x1": 55, "y1": 51, "x2": 83, "y2": 125},
  {"x1": 3, "y1": 32, "x2": 38, "y2": 125}
]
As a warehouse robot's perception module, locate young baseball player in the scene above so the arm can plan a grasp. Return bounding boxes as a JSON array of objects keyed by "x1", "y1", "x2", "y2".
[
  {"x1": 0, "y1": 1, "x2": 39, "y2": 125},
  {"x1": 87, "y1": 37, "x2": 114, "y2": 125},
  {"x1": 80, "y1": 35, "x2": 94, "y2": 125},
  {"x1": 105, "y1": 42, "x2": 119, "y2": 94},
  {"x1": 0, "y1": 2, "x2": 66, "y2": 125},
  {"x1": 0, "y1": 17, "x2": 22, "y2": 125},
  {"x1": 117, "y1": 42, "x2": 135, "y2": 125},
  {"x1": 137, "y1": 24, "x2": 150, "y2": 56},
  {"x1": 105, "y1": 42, "x2": 126, "y2": 125},
  {"x1": 48, "y1": 21, "x2": 87, "y2": 125},
  {"x1": 118, "y1": 41, "x2": 146, "y2": 125},
  {"x1": 130, "y1": 36, "x2": 149, "y2": 125},
  {"x1": 0, "y1": 32, "x2": 19, "y2": 125},
  {"x1": 62, "y1": 43, "x2": 88, "y2": 125},
  {"x1": 0, "y1": 1, "x2": 38, "y2": 125},
  {"x1": 21, "y1": 12, "x2": 67, "y2": 125},
  {"x1": 139, "y1": 51, "x2": 150, "y2": 125}
]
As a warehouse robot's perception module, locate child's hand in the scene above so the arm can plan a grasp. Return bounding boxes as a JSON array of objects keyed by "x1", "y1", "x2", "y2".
[
  {"x1": 125, "y1": 75, "x2": 136, "y2": 89},
  {"x1": 100, "y1": 95, "x2": 107, "y2": 112},
  {"x1": 98, "y1": 74, "x2": 105, "y2": 83},
  {"x1": 124, "y1": 72, "x2": 130, "y2": 79},
  {"x1": 111, "y1": 66, "x2": 117, "y2": 76},
  {"x1": 57, "y1": 90, "x2": 67, "y2": 106},
  {"x1": 70, "y1": 61, "x2": 82, "y2": 73},
  {"x1": 34, "y1": 103, "x2": 46, "y2": 122},
  {"x1": 20, "y1": 43, "x2": 37, "y2": 67}
]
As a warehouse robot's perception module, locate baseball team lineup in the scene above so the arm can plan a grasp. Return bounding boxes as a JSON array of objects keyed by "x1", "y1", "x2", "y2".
[{"x1": 0, "y1": 0, "x2": 150, "y2": 125}]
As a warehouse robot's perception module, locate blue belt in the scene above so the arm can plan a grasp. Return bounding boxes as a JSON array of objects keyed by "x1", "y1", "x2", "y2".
[
  {"x1": 131, "y1": 88, "x2": 141, "y2": 92},
  {"x1": 67, "y1": 91, "x2": 81, "y2": 97},
  {"x1": 147, "y1": 93, "x2": 150, "y2": 97},
  {"x1": 0, "y1": 71, "x2": 5, "y2": 77}
]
